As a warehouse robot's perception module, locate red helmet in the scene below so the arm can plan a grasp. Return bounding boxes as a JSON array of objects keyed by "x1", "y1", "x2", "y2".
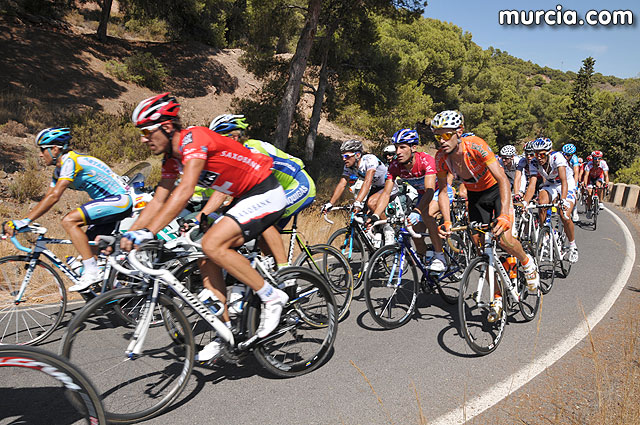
[
  {"x1": 591, "y1": 150, "x2": 603, "y2": 159},
  {"x1": 587, "y1": 155, "x2": 592, "y2": 162},
  {"x1": 132, "y1": 93, "x2": 180, "y2": 128}
]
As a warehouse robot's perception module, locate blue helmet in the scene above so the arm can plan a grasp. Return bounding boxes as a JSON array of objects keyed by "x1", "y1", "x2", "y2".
[
  {"x1": 35, "y1": 127, "x2": 71, "y2": 149},
  {"x1": 531, "y1": 137, "x2": 552, "y2": 151},
  {"x1": 391, "y1": 129, "x2": 419, "y2": 145},
  {"x1": 562, "y1": 143, "x2": 576, "y2": 155}
]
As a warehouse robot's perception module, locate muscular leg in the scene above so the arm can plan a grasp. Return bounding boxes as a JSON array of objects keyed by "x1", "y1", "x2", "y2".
[
  {"x1": 198, "y1": 258, "x2": 230, "y2": 323},
  {"x1": 259, "y1": 226, "x2": 288, "y2": 267},
  {"x1": 426, "y1": 199, "x2": 444, "y2": 254},
  {"x1": 61, "y1": 210, "x2": 94, "y2": 261}
]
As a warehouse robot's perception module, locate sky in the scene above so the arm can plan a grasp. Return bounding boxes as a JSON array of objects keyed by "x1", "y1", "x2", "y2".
[{"x1": 423, "y1": 0, "x2": 639, "y2": 79}]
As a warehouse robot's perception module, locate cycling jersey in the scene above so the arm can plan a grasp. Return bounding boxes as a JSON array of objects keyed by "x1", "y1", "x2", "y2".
[
  {"x1": 161, "y1": 127, "x2": 273, "y2": 197},
  {"x1": 342, "y1": 154, "x2": 388, "y2": 190},
  {"x1": 244, "y1": 139, "x2": 304, "y2": 188},
  {"x1": 498, "y1": 154, "x2": 523, "y2": 190},
  {"x1": 529, "y1": 152, "x2": 575, "y2": 187},
  {"x1": 564, "y1": 154, "x2": 580, "y2": 181},
  {"x1": 435, "y1": 134, "x2": 498, "y2": 192},
  {"x1": 53, "y1": 151, "x2": 128, "y2": 199},
  {"x1": 585, "y1": 159, "x2": 609, "y2": 180},
  {"x1": 387, "y1": 151, "x2": 437, "y2": 194}
]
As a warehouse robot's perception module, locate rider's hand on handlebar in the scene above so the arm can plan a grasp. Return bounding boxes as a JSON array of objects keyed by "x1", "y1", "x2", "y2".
[
  {"x1": 492, "y1": 214, "x2": 512, "y2": 236},
  {"x1": 2, "y1": 218, "x2": 31, "y2": 237},
  {"x1": 364, "y1": 213, "x2": 380, "y2": 230},
  {"x1": 438, "y1": 220, "x2": 452, "y2": 239},
  {"x1": 407, "y1": 210, "x2": 422, "y2": 226},
  {"x1": 352, "y1": 200, "x2": 364, "y2": 213},
  {"x1": 121, "y1": 228, "x2": 155, "y2": 252},
  {"x1": 320, "y1": 202, "x2": 333, "y2": 214}
]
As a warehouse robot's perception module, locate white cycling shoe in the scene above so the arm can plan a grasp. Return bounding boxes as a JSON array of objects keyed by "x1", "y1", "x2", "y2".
[
  {"x1": 195, "y1": 338, "x2": 223, "y2": 362},
  {"x1": 568, "y1": 247, "x2": 579, "y2": 264},
  {"x1": 428, "y1": 257, "x2": 446, "y2": 272},
  {"x1": 572, "y1": 208, "x2": 579, "y2": 222},
  {"x1": 69, "y1": 270, "x2": 103, "y2": 292},
  {"x1": 257, "y1": 288, "x2": 289, "y2": 338}
]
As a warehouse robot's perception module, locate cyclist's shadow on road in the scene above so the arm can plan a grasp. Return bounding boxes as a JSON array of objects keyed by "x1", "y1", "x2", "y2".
[{"x1": 0, "y1": 387, "x2": 86, "y2": 424}]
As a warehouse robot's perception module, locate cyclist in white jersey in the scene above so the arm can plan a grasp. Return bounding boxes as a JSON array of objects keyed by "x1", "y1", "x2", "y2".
[
  {"x1": 498, "y1": 145, "x2": 526, "y2": 195},
  {"x1": 561, "y1": 143, "x2": 580, "y2": 222},
  {"x1": 321, "y1": 139, "x2": 396, "y2": 215},
  {"x1": 523, "y1": 137, "x2": 578, "y2": 263}
]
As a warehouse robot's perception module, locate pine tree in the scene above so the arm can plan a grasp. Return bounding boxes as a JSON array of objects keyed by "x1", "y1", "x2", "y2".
[{"x1": 566, "y1": 57, "x2": 597, "y2": 155}]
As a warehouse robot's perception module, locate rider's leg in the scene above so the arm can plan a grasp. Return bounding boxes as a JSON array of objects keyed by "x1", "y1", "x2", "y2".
[
  {"x1": 259, "y1": 226, "x2": 288, "y2": 267},
  {"x1": 62, "y1": 210, "x2": 94, "y2": 261},
  {"x1": 198, "y1": 258, "x2": 231, "y2": 323},
  {"x1": 538, "y1": 189, "x2": 551, "y2": 223}
]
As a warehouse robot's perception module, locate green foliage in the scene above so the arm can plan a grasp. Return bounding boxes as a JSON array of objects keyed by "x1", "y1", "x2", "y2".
[
  {"x1": 566, "y1": 57, "x2": 597, "y2": 155},
  {"x1": 615, "y1": 157, "x2": 640, "y2": 185},
  {"x1": 105, "y1": 53, "x2": 168, "y2": 90},
  {"x1": 67, "y1": 108, "x2": 148, "y2": 164},
  {"x1": 123, "y1": 17, "x2": 168, "y2": 40}
]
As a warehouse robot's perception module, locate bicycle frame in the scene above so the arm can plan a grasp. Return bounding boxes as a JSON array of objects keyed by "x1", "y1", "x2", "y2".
[{"x1": 477, "y1": 231, "x2": 523, "y2": 308}]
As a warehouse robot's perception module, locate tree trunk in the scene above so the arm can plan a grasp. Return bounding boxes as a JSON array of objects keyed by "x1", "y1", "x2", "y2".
[
  {"x1": 273, "y1": 0, "x2": 322, "y2": 150},
  {"x1": 304, "y1": 48, "x2": 329, "y2": 162},
  {"x1": 97, "y1": 0, "x2": 113, "y2": 41}
]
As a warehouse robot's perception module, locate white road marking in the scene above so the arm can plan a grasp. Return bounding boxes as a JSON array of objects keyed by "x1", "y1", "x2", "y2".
[{"x1": 431, "y1": 206, "x2": 635, "y2": 425}]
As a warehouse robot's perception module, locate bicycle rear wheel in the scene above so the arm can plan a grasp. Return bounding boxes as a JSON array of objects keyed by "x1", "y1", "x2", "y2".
[
  {"x1": 248, "y1": 267, "x2": 337, "y2": 377},
  {"x1": 60, "y1": 287, "x2": 194, "y2": 424},
  {"x1": 517, "y1": 262, "x2": 540, "y2": 321},
  {"x1": 535, "y1": 226, "x2": 555, "y2": 294},
  {"x1": 0, "y1": 255, "x2": 67, "y2": 345},
  {"x1": 327, "y1": 227, "x2": 368, "y2": 289},
  {"x1": 293, "y1": 244, "x2": 353, "y2": 321},
  {"x1": 458, "y1": 256, "x2": 507, "y2": 355},
  {"x1": 364, "y1": 245, "x2": 418, "y2": 329},
  {"x1": 0, "y1": 345, "x2": 107, "y2": 424},
  {"x1": 556, "y1": 223, "x2": 572, "y2": 278}
]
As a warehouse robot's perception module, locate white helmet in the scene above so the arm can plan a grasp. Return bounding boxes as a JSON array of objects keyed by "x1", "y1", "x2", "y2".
[
  {"x1": 431, "y1": 110, "x2": 464, "y2": 130},
  {"x1": 340, "y1": 139, "x2": 363, "y2": 153},
  {"x1": 383, "y1": 145, "x2": 396, "y2": 155},
  {"x1": 499, "y1": 145, "x2": 516, "y2": 157}
]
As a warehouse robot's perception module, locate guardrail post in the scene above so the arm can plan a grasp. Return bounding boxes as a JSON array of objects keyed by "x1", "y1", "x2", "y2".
[{"x1": 613, "y1": 183, "x2": 628, "y2": 206}]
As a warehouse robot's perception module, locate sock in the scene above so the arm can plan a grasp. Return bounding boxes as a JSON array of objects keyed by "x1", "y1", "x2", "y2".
[
  {"x1": 224, "y1": 321, "x2": 232, "y2": 329},
  {"x1": 277, "y1": 262, "x2": 289, "y2": 269},
  {"x1": 256, "y1": 281, "x2": 277, "y2": 302},
  {"x1": 82, "y1": 257, "x2": 98, "y2": 274},
  {"x1": 569, "y1": 240, "x2": 577, "y2": 248},
  {"x1": 522, "y1": 255, "x2": 534, "y2": 269},
  {"x1": 434, "y1": 252, "x2": 445, "y2": 261}
]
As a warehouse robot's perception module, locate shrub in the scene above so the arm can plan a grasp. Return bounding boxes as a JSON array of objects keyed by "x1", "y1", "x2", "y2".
[
  {"x1": 0, "y1": 120, "x2": 28, "y2": 137},
  {"x1": 105, "y1": 53, "x2": 168, "y2": 91},
  {"x1": 124, "y1": 18, "x2": 168, "y2": 41},
  {"x1": 8, "y1": 159, "x2": 46, "y2": 203},
  {"x1": 615, "y1": 157, "x2": 640, "y2": 185}
]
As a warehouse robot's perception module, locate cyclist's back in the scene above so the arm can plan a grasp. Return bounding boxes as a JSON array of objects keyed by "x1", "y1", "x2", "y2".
[{"x1": 53, "y1": 151, "x2": 127, "y2": 199}]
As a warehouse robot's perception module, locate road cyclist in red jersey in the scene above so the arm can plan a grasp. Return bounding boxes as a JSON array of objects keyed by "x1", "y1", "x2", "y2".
[
  {"x1": 121, "y1": 93, "x2": 289, "y2": 362},
  {"x1": 432, "y1": 110, "x2": 540, "y2": 320},
  {"x1": 583, "y1": 150, "x2": 609, "y2": 218}
]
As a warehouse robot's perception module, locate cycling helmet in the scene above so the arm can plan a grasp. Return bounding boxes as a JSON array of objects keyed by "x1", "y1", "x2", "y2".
[
  {"x1": 391, "y1": 129, "x2": 420, "y2": 145},
  {"x1": 430, "y1": 110, "x2": 464, "y2": 129},
  {"x1": 562, "y1": 143, "x2": 576, "y2": 155},
  {"x1": 531, "y1": 137, "x2": 553, "y2": 151},
  {"x1": 499, "y1": 145, "x2": 516, "y2": 157},
  {"x1": 383, "y1": 144, "x2": 396, "y2": 155},
  {"x1": 209, "y1": 114, "x2": 249, "y2": 134},
  {"x1": 132, "y1": 93, "x2": 180, "y2": 129},
  {"x1": 591, "y1": 150, "x2": 603, "y2": 159},
  {"x1": 578, "y1": 157, "x2": 584, "y2": 163},
  {"x1": 524, "y1": 141, "x2": 534, "y2": 153},
  {"x1": 587, "y1": 155, "x2": 592, "y2": 162},
  {"x1": 35, "y1": 127, "x2": 71, "y2": 149},
  {"x1": 340, "y1": 139, "x2": 363, "y2": 153}
]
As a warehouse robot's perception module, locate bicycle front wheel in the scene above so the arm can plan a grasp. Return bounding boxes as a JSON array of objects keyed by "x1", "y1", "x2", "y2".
[
  {"x1": 60, "y1": 288, "x2": 195, "y2": 424},
  {"x1": 458, "y1": 256, "x2": 507, "y2": 355},
  {"x1": 327, "y1": 227, "x2": 368, "y2": 289},
  {"x1": 248, "y1": 267, "x2": 337, "y2": 377},
  {"x1": 293, "y1": 244, "x2": 353, "y2": 321},
  {"x1": 536, "y1": 226, "x2": 556, "y2": 294},
  {"x1": 364, "y1": 245, "x2": 418, "y2": 329},
  {"x1": 0, "y1": 255, "x2": 67, "y2": 345},
  {"x1": 592, "y1": 198, "x2": 599, "y2": 230}
]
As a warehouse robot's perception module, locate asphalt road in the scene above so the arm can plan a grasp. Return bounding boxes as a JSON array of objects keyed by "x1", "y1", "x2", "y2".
[{"x1": 0, "y1": 203, "x2": 633, "y2": 425}]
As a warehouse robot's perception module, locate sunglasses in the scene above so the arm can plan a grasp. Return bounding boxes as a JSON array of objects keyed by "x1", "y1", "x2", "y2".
[
  {"x1": 535, "y1": 151, "x2": 549, "y2": 157},
  {"x1": 342, "y1": 153, "x2": 357, "y2": 160},
  {"x1": 140, "y1": 124, "x2": 161, "y2": 137},
  {"x1": 434, "y1": 131, "x2": 456, "y2": 142},
  {"x1": 526, "y1": 152, "x2": 535, "y2": 157}
]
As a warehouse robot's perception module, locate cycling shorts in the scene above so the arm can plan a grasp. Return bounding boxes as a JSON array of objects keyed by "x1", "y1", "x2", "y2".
[
  {"x1": 222, "y1": 174, "x2": 287, "y2": 242},
  {"x1": 540, "y1": 182, "x2": 576, "y2": 204},
  {"x1": 277, "y1": 169, "x2": 316, "y2": 229},
  {"x1": 587, "y1": 177, "x2": 605, "y2": 189},
  {"x1": 467, "y1": 184, "x2": 514, "y2": 231},
  {"x1": 78, "y1": 194, "x2": 133, "y2": 226},
  {"x1": 433, "y1": 185, "x2": 454, "y2": 204}
]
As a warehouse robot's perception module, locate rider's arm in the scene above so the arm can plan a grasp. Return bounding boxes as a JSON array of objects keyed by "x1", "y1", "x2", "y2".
[
  {"x1": 513, "y1": 169, "x2": 522, "y2": 196},
  {"x1": 146, "y1": 159, "x2": 205, "y2": 235},
  {"x1": 371, "y1": 178, "x2": 394, "y2": 219},
  {"x1": 328, "y1": 177, "x2": 348, "y2": 205},
  {"x1": 604, "y1": 170, "x2": 610, "y2": 187},
  {"x1": 355, "y1": 169, "x2": 376, "y2": 204},
  {"x1": 486, "y1": 160, "x2": 512, "y2": 217},
  {"x1": 26, "y1": 180, "x2": 71, "y2": 221},
  {"x1": 201, "y1": 191, "x2": 227, "y2": 216},
  {"x1": 416, "y1": 173, "x2": 436, "y2": 215},
  {"x1": 436, "y1": 172, "x2": 451, "y2": 223},
  {"x1": 129, "y1": 178, "x2": 175, "y2": 231},
  {"x1": 558, "y1": 166, "x2": 568, "y2": 200},
  {"x1": 523, "y1": 175, "x2": 538, "y2": 203}
]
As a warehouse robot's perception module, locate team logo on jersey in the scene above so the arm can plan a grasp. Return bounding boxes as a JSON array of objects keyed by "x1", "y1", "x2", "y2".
[{"x1": 180, "y1": 132, "x2": 193, "y2": 151}]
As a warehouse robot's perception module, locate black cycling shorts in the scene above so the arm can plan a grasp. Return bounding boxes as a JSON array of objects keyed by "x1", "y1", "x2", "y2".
[{"x1": 467, "y1": 184, "x2": 502, "y2": 225}]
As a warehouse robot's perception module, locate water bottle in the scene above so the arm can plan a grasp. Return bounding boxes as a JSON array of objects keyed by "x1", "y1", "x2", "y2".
[
  {"x1": 383, "y1": 224, "x2": 395, "y2": 246},
  {"x1": 228, "y1": 284, "x2": 247, "y2": 315},
  {"x1": 65, "y1": 256, "x2": 84, "y2": 275},
  {"x1": 501, "y1": 256, "x2": 517, "y2": 280},
  {"x1": 197, "y1": 289, "x2": 223, "y2": 316}
]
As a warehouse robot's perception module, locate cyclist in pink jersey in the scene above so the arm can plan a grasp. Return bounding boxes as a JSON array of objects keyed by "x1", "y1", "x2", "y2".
[{"x1": 123, "y1": 93, "x2": 290, "y2": 362}]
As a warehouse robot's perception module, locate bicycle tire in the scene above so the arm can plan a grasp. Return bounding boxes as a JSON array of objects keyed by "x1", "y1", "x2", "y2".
[
  {"x1": 364, "y1": 245, "x2": 418, "y2": 329},
  {"x1": 517, "y1": 261, "x2": 540, "y2": 322},
  {"x1": 458, "y1": 256, "x2": 507, "y2": 355},
  {"x1": 247, "y1": 266, "x2": 337, "y2": 377},
  {"x1": 60, "y1": 287, "x2": 195, "y2": 424},
  {"x1": 293, "y1": 244, "x2": 353, "y2": 321},
  {"x1": 0, "y1": 345, "x2": 107, "y2": 424},
  {"x1": 535, "y1": 226, "x2": 555, "y2": 294},
  {"x1": 556, "y1": 223, "x2": 572, "y2": 278},
  {"x1": 436, "y1": 234, "x2": 467, "y2": 303},
  {"x1": 593, "y1": 197, "x2": 599, "y2": 230},
  {"x1": 327, "y1": 227, "x2": 368, "y2": 289},
  {"x1": 0, "y1": 255, "x2": 67, "y2": 345}
]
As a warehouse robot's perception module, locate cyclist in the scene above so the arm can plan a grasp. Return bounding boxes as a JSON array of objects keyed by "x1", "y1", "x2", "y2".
[
  {"x1": 321, "y1": 139, "x2": 396, "y2": 217},
  {"x1": 2, "y1": 127, "x2": 133, "y2": 291},
  {"x1": 206, "y1": 113, "x2": 316, "y2": 270},
  {"x1": 123, "y1": 93, "x2": 289, "y2": 362},
  {"x1": 382, "y1": 144, "x2": 396, "y2": 165},
  {"x1": 386, "y1": 128, "x2": 452, "y2": 271},
  {"x1": 498, "y1": 144, "x2": 525, "y2": 194},
  {"x1": 583, "y1": 150, "x2": 609, "y2": 217},
  {"x1": 432, "y1": 110, "x2": 539, "y2": 320},
  {"x1": 561, "y1": 143, "x2": 581, "y2": 222},
  {"x1": 514, "y1": 141, "x2": 536, "y2": 201},
  {"x1": 523, "y1": 137, "x2": 579, "y2": 263}
]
